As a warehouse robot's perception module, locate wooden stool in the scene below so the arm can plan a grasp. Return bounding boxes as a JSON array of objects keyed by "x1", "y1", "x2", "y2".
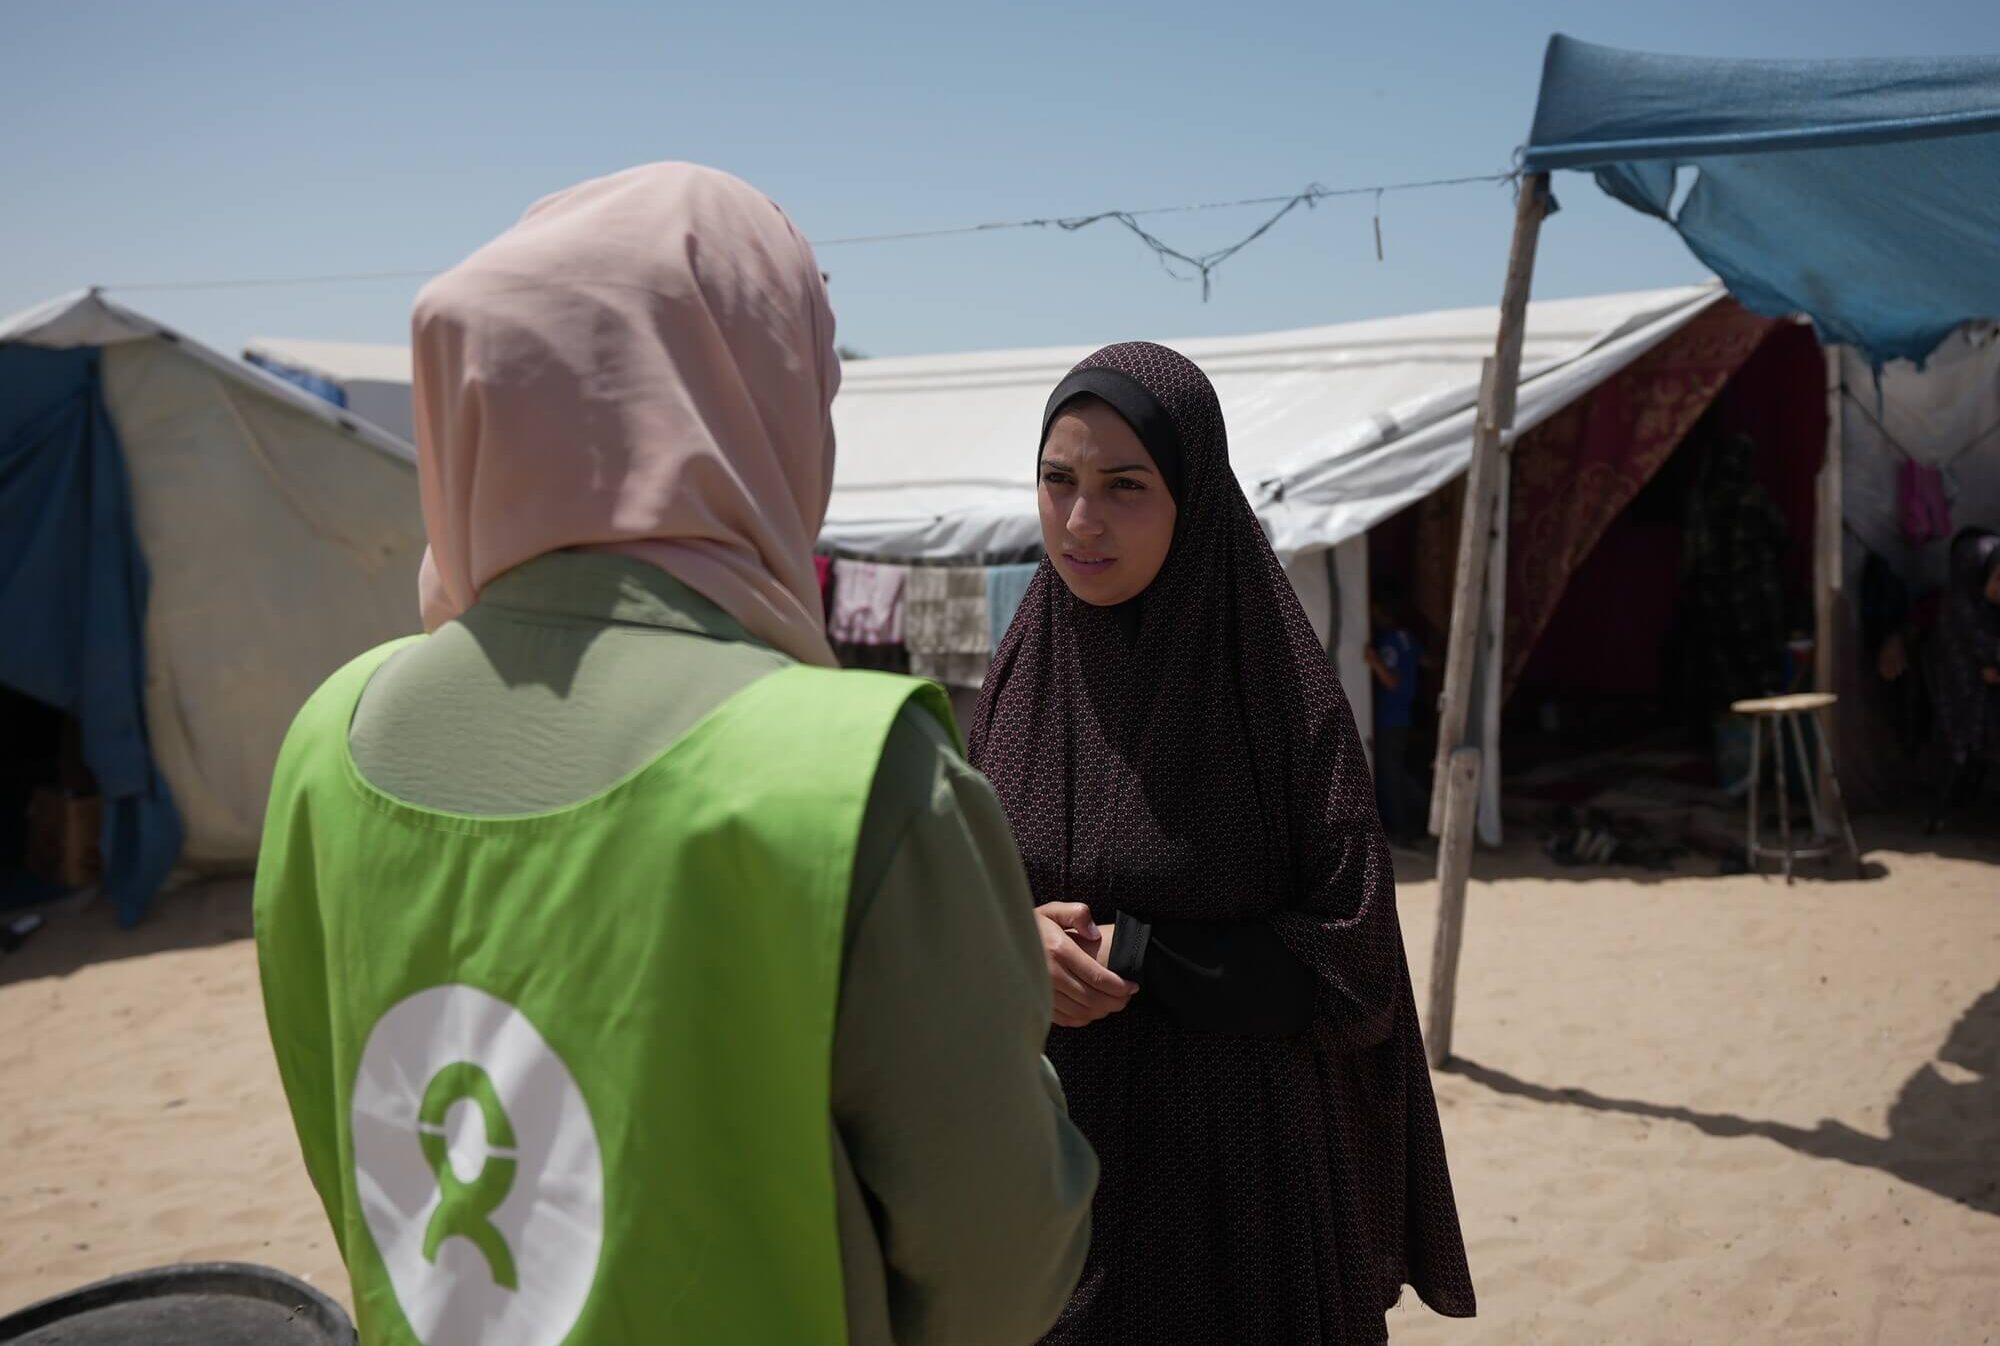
[{"x1": 1731, "y1": 693, "x2": 1863, "y2": 884}]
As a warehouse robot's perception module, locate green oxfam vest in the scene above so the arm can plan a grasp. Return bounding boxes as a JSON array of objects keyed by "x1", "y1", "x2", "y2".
[{"x1": 255, "y1": 639, "x2": 955, "y2": 1346}]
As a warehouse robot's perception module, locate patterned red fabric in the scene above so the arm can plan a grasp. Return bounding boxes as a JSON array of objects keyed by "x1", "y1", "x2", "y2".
[
  {"x1": 970, "y1": 342, "x2": 1474, "y2": 1345},
  {"x1": 1503, "y1": 301, "x2": 1780, "y2": 696}
]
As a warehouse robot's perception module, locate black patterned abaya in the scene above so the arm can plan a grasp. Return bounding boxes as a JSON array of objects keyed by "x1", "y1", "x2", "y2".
[{"x1": 970, "y1": 343, "x2": 1475, "y2": 1344}]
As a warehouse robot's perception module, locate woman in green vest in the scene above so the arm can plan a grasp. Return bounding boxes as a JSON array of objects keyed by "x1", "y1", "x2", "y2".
[{"x1": 255, "y1": 162, "x2": 1097, "y2": 1346}]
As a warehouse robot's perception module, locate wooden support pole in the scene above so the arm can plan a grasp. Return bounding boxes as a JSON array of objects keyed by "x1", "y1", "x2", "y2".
[
  {"x1": 1426, "y1": 747, "x2": 1482, "y2": 1068},
  {"x1": 1333, "y1": 539, "x2": 1375, "y2": 770},
  {"x1": 1428, "y1": 366, "x2": 1505, "y2": 834},
  {"x1": 1815, "y1": 345, "x2": 1844, "y2": 816},
  {"x1": 1423, "y1": 171, "x2": 1550, "y2": 1071},
  {"x1": 1430, "y1": 173, "x2": 1551, "y2": 835}
]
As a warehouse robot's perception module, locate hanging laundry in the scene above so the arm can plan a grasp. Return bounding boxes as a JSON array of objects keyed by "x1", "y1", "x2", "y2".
[
  {"x1": 906, "y1": 567, "x2": 990, "y2": 654},
  {"x1": 813, "y1": 554, "x2": 833, "y2": 618},
  {"x1": 1921, "y1": 466, "x2": 1954, "y2": 541},
  {"x1": 828, "y1": 560, "x2": 909, "y2": 646},
  {"x1": 906, "y1": 566, "x2": 992, "y2": 689},
  {"x1": 986, "y1": 562, "x2": 1042, "y2": 651},
  {"x1": 1898, "y1": 458, "x2": 1953, "y2": 544}
]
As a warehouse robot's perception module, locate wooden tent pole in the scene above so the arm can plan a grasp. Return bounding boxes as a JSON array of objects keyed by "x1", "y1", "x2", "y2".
[
  {"x1": 1815, "y1": 344, "x2": 1843, "y2": 816},
  {"x1": 1426, "y1": 747, "x2": 1482, "y2": 1066},
  {"x1": 1424, "y1": 171, "x2": 1550, "y2": 1069}
]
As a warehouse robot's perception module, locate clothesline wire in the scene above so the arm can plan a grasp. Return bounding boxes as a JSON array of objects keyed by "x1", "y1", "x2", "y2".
[
  {"x1": 813, "y1": 171, "x2": 1512, "y2": 245},
  {"x1": 1841, "y1": 385, "x2": 2000, "y2": 469},
  {"x1": 96, "y1": 169, "x2": 1516, "y2": 297}
]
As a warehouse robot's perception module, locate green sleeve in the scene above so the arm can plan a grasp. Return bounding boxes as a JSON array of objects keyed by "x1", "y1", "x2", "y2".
[{"x1": 830, "y1": 705, "x2": 1097, "y2": 1346}]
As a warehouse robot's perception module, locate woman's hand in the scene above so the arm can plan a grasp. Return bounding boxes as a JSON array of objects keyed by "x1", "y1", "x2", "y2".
[{"x1": 1034, "y1": 902, "x2": 1136, "y2": 1029}]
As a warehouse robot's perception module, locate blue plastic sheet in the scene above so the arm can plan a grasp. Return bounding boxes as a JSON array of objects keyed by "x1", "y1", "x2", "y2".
[
  {"x1": 243, "y1": 352, "x2": 348, "y2": 410},
  {"x1": 1525, "y1": 35, "x2": 2000, "y2": 366},
  {"x1": 0, "y1": 345, "x2": 184, "y2": 924}
]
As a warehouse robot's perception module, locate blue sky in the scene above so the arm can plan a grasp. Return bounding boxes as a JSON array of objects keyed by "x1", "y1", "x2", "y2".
[{"x1": 4, "y1": 0, "x2": 1991, "y2": 359}]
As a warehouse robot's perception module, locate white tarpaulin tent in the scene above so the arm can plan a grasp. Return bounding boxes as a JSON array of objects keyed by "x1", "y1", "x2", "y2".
[
  {"x1": 243, "y1": 336, "x2": 418, "y2": 444},
  {"x1": 823, "y1": 284, "x2": 1725, "y2": 560},
  {"x1": 1, "y1": 291, "x2": 425, "y2": 872}
]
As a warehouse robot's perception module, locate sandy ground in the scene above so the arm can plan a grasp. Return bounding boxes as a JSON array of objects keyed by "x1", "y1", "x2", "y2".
[{"x1": 3, "y1": 821, "x2": 1996, "y2": 1343}]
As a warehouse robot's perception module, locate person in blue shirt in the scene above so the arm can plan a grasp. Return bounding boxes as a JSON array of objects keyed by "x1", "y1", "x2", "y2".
[{"x1": 1365, "y1": 581, "x2": 1425, "y2": 846}]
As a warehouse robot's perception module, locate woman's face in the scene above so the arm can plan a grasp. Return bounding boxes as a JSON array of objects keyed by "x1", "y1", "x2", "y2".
[
  {"x1": 1039, "y1": 399, "x2": 1178, "y2": 607},
  {"x1": 1985, "y1": 564, "x2": 2000, "y2": 605}
]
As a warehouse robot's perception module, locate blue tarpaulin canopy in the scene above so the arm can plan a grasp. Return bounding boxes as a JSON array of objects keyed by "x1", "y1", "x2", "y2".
[{"x1": 1523, "y1": 35, "x2": 2000, "y2": 366}]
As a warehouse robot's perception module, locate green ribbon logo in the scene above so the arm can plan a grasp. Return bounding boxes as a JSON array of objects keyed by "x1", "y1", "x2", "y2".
[{"x1": 416, "y1": 1061, "x2": 520, "y2": 1290}]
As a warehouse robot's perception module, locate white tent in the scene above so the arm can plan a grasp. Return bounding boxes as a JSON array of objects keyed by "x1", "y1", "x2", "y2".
[
  {"x1": 1, "y1": 291, "x2": 425, "y2": 872},
  {"x1": 243, "y1": 336, "x2": 417, "y2": 444},
  {"x1": 824, "y1": 284, "x2": 1724, "y2": 561}
]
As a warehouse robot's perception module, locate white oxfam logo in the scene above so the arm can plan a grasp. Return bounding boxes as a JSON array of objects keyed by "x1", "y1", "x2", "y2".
[{"x1": 353, "y1": 985, "x2": 604, "y2": 1346}]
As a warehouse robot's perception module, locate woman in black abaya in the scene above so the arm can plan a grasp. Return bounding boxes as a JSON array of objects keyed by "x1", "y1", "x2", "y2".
[{"x1": 971, "y1": 342, "x2": 1475, "y2": 1344}]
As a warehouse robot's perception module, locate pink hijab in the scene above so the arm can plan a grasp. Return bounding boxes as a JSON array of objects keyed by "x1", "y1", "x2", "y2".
[{"x1": 412, "y1": 162, "x2": 841, "y2": 666}]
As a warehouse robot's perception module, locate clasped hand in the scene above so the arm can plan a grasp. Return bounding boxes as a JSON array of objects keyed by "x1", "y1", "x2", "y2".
[{"x1": 1034, "y1": 902, "x2": 1137, "y2": 1029}]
